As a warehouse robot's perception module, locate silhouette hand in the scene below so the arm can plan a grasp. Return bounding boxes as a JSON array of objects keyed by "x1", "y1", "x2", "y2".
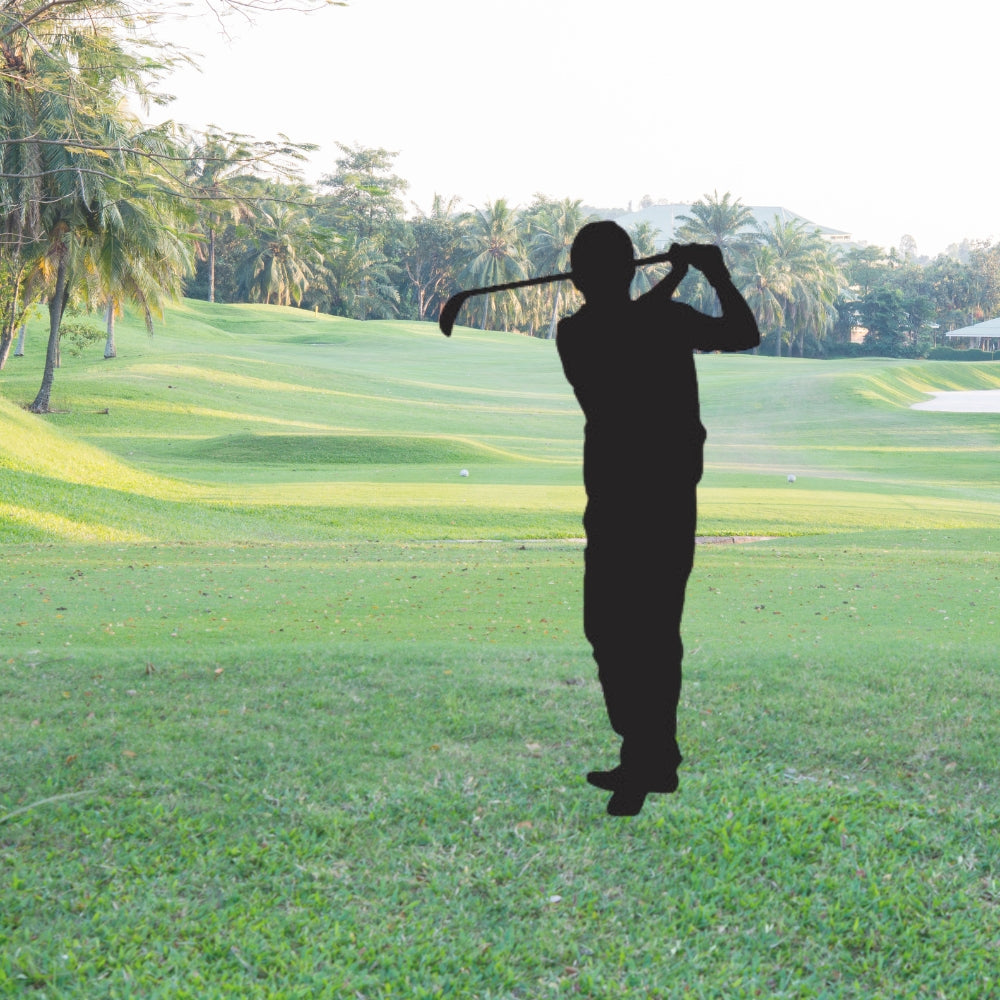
[
  {"x1": 666, "y1": 243, "x2": 689, "y2": 283},
  {"x1": 680, "y1": 243, "x2": 729, "y2": 283}
]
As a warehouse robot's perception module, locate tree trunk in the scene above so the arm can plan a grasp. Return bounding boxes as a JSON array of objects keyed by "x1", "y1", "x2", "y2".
[
  {"x1": 0, "y1": 327, "x2": 12, "y2": 370},
  {"x1": 104, "y1": 299, "x2": 116, "y2": 358},
  {"x1": 209, "y1": 225, "x2": 216, "y2": 303},
  {"x1": 30, "y1": 255, "x2": 68, "y2": 413},
  {"x1": 547, "y1": 286, "x2": 561, "y2": 340},
  {"x1": 14, "y1": 323, "x2": 26, "y2": 356},
  {"x1": 1, "y1": 275, "x2": 18, "y2": 369}
]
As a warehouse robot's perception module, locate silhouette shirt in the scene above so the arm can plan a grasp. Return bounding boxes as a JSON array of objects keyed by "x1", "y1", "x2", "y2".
[{"x1": 557, "y1": 294, "x2": 721, "y2": 500}]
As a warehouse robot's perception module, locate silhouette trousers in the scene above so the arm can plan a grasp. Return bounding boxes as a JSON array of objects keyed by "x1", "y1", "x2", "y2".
[{"x1": 582, "y1": 486, "x2": 697, "y2": 776}]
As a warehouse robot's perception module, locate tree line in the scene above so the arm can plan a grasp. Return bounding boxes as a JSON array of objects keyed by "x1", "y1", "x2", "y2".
[
  {"x1": 3, "y1": 3, "x2": 999, "y2": 419},
  {"x1": 193, "y1": 160, "x2": 1000, "y2": 360}
]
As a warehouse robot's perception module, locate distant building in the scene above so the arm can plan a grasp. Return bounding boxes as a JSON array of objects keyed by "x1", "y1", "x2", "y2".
[
  {"x1": 944, "y1": 317, "x2": 1000, "y2": 351},
  {"x1": 585, "y1": 203, "x2": 852, "y2": 248}
]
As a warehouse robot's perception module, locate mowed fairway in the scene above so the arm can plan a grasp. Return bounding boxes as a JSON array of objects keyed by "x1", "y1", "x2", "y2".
[{"x1": 2, "y1": 303, "x2": 999, "y2": 998}]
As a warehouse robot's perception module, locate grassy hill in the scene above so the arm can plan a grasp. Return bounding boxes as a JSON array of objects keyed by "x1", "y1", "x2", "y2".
[{"x1": 2, "y1": 298, "x2": 1000, "y2": 542}]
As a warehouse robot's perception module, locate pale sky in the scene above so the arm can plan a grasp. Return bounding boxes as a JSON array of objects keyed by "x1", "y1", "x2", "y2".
[{"x1": 155, "y1": 0, "x2": 998, "y2": 257}]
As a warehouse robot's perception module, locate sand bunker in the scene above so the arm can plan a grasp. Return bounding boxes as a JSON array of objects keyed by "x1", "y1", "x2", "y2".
[{"x1": 911, "y1": 390, "x2": 1000, "y2": 412}]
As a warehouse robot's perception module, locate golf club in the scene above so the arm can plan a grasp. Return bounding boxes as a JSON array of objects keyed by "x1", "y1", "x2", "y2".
[{"x1": 438, "y1": 247, "x2": 685, "y2": 337}]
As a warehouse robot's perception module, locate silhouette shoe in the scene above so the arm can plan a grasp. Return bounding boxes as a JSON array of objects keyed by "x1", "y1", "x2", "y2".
[
  {"x1": 607, "y1": 785, "x2": 648, "y2": 816},
  {"x1": 587, "y1": 766, "x2": 679, "y2": 795},
  {"x1": 586, "y1": 766, "x2": 625, "y2": 791}
]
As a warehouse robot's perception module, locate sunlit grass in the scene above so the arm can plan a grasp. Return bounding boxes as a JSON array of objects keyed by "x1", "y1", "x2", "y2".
[
  {"x1": 0, "y1": 502, "x2": 149, "y2": 542},
  {"x1": 699, "y1": 485, "x2": 1000, "y2": 536},
  {"x1": 3, "y1": 308, "x2": 1000, "y2": 545}
]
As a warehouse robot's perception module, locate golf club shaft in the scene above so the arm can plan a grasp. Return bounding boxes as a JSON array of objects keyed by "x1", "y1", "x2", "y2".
[{"x1": 439, "y1": 248, "x2": 679, "y2": 336}]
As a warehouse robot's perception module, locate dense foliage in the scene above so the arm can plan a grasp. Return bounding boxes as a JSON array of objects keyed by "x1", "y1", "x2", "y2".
[
  {"x1": 198, "y1": 166, "x2": 1000, "y2": 359},
  {"x1": 0, "y1": 1, "x2": 325, "y2": 409}
]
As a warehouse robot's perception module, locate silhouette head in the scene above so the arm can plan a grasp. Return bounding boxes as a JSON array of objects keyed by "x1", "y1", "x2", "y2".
[{"x1": 570, "y1": 221, "x2": 636, "y2": 303}]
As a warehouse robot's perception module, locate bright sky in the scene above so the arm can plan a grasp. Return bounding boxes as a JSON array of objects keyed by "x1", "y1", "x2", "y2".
[{"x1": 156, "y1": 0, "x2": 998, "y2": 257}]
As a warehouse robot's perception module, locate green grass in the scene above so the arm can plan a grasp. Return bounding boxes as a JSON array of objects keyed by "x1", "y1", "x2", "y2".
[{"x1": 1, "y1": 304, "x2": 999, "y2": 997}]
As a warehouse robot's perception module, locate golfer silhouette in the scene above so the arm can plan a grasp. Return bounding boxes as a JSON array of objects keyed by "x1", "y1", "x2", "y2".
[{"x1": 556, "y1": 221, "x2": 759, "y2": 815}]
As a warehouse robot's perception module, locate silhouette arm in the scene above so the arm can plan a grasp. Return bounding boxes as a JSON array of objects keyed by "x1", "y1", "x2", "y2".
[
  {"x1": 683, "y1": 245, "x2": 760, "y2": 352},
  {"x1": 644, "y1": 243, "x2": 689, "y2": 307},
  {"x1": 693, "y1": 273, "x2": 760, "y2": 352}
]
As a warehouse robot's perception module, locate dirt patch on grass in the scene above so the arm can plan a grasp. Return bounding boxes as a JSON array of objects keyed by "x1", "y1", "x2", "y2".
[{"x1": 697, "y1": 535, "x2": 776, "y2": 545}]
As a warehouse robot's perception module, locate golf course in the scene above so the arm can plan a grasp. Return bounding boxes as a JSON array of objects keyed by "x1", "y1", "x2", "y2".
[{"x1": 2, "y1": 301, "x2": 999, "y2": 997}]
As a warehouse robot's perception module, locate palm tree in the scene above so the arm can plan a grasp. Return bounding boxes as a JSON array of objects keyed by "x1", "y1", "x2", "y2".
[
  {"x1": 0, "y1": 257, "x2": 31, "y2": 369},
  {"x1": 0, "y1": 4, "x2": 189, "y2": 410},
  {"x1": 89, "y1": 178, "x2": 194, "y2": 357},
  {"x1": 675, "y1": 190, "x2": 758, "y2": 257},
  {"x1": 732, "y1": 244, "x2": 789, "y2": 354},
  {"x1": 28, "y1": 184, "x2": 100, "y2": 411},
  {"x1": 675, "y1": 191, "x2": 759, "y2": 316},
  {"x1": 401, "y1": 194, "x2": 462, "y2": 321},
  {"x1": 235, "y1": 200, "x2": 325, "y2": 306},
  {"x1": 184, "y1": 130, "x2": 261, "y2": 303},
  {"x1": 458, "y1": 199, "x2": 528, "y2": 331},
  {"x1": 627, "y1": 220, "x2": 671, "y2": 297},
  {"x1": 313, "y1": 231, "x2": 399, "y2": 319},
  {"x1": 745, "y1": 217, "x2": 844, "y2": 357},
  {"x1": 524, "y1": 196, "x2": 592, "y2": 338}
]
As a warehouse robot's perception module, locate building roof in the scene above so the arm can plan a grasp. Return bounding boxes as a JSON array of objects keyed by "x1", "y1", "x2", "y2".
[{"x1": 945, "y1": 316, "x2": 1000, "y2": 338}]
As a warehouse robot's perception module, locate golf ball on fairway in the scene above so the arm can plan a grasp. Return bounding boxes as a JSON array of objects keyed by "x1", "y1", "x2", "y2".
[{"x1": 460, "y1": 469, "x2": 469, "y2": 477}]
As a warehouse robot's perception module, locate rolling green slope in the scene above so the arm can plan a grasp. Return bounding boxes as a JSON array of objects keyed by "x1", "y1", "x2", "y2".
[{"x1": 2, "y1": 300, "x2": 999, "y2": 541}]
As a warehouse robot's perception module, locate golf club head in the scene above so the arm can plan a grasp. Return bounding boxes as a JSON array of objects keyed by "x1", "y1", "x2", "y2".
[{"x1": 439, "y1": 291, "x2": 472, "y2": 337}]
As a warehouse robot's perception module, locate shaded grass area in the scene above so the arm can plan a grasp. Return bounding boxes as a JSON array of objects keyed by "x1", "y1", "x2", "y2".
[
  {"x1": 179, "y1": 433, "x2": 513, "y2": 466},
  {"x1": 0, "y1": 468, "x2": 585, "y2": 544}
]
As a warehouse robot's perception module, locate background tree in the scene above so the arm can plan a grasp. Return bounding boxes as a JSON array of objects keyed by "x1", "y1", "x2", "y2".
[
  {"x1": 0, "y1": 256, "x2": 30, "y2": 369},
  {"x1": 457, "y1": 199, "x2": 528, "y2": 331},
  {"x1": 93, "y1": 178, "x2": 193, "y2": 358},
  {"x1": 675, "y1": 190, "x2": 759, "y2": 314},
  {"x1": 183, "y1": 129, "x2": 315, "y2": 302},
  {"x1": 626, "y1": 219, "x2": 670, "y2": 298},
  {"x1": 399, "y1": 194, "x2": 462, "y2": 321},
  {"x1": 184, "y1": 131, "x2": 257, "y2": 303},
  {"x1": 675, "y1": 190, "x2": 758, "y2": 256},
  {"x1": 732, "y1": 244, "x2": 788, "y2": 353},
  {"x1": 317, "y1": 142, "x2": 407, "y2": 242},
  {"x1": 965, "y1": 241, "x2": 1000, "y2": 321},
  {"x1": 311, "y1": 232, "x2": 400, "y2": 320},
  {"x1": 234, "y1": 198, "x2": 326, "y2": 306},
  {"x1": 524, "y1": 196, "x2": 591, "y2": 337},
  {"x1": 853, "y1": 287, "x2": 912, "y2": 356},
  {"x1": 752, "y1": 216, "x2": 843, "y2": 357},
  {"x1": 841, "y1": 245, "x2": 890, "y2": 297},
  {"x1": 314, "y1": 144, "x2": 407, "y2": 319},
  {"x1": 898, "y1": 234, "x2": 919, "y2": 262},
  {"x1": 27, "y1": 146, "x2": 110, "y2": 411},
  {"x1": 923, "y1": 251, "x2": 980, "y2": 335},
  {"x1": 0, "y1": 2, "x2": 189, "y2": 410}
]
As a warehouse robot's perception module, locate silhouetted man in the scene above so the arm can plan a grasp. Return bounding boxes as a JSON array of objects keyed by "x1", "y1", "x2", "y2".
[{"x1": 556, "y1": 221, "x2": 759, "y2": 815}]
